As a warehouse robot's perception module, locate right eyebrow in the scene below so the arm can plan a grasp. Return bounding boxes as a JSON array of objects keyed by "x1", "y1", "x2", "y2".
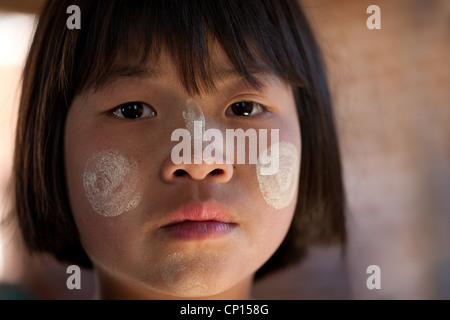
[{"x1": 89, "y1": 64, "x2": 161, "y2": 92}]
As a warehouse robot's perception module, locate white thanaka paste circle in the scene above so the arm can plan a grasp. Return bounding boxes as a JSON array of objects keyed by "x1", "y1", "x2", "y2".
[
  {"x1": 256, "y1": 142, "x2": 300, "y2": 210},
  {"x1": 83, "y1": 150, "x2": 142, "y2": 217}
]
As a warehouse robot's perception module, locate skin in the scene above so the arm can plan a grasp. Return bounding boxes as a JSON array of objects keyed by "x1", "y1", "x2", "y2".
[{"x1": 64, "y1": 44, "x2": 301, "y2": 299}]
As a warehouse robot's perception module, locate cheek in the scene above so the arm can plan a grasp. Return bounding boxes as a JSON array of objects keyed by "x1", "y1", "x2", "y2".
[
  {"x1": 256, "y1": 141, "x2": 300, "y2": 210},
  {"x1": 69, "y1": 149, "x2": 146, "y2": 268},
  {"x1": 83, "y1": 150, "x2": 143, "y2": 217}
]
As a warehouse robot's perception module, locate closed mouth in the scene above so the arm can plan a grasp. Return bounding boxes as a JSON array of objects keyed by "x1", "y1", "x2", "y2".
[
  {"x1": 161, "y1": 220, "x2": 237, "y2": 239},
  {"x1": 160, "y1": 202, "x2": 237, "y2": 240}
]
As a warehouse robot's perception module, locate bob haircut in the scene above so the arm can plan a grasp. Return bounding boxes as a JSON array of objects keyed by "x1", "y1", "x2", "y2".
[{"x1": 13, "y1": 0, "x2": 346, "y2": 280}]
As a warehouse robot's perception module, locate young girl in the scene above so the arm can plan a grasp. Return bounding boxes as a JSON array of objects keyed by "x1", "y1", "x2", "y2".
[{"x1": 13, "y1": 0, "x2": 345, "y2": 299}]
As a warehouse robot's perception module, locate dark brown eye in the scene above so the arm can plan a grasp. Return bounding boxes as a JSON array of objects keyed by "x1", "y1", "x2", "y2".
[
  {"x1": 226, "y1": 101, "x2": 265, "y2": 117},
  {"x1": 112, "y1": 102, "x2": 156, "y2": 119}
]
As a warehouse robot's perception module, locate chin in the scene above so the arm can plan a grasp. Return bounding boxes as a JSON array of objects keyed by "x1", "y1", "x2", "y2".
[
  {"x1": 135, "y1": 250, "x2": 251, "y2": 299},
  {"x1": 159, "y1": 277, "x2": 226, "y2": 299}
]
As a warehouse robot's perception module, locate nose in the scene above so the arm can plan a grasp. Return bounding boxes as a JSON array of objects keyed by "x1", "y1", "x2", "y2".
[{"x1": 161, "y1": 158, "x2": 234, "y2": 183}]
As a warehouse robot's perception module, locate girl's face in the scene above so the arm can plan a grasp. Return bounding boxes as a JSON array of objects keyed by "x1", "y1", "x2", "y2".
[{"x1": 64, "y1": 45, "x2": 301, "y2": 299}]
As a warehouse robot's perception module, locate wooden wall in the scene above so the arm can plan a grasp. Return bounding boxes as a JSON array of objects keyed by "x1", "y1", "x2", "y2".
[
  {"x1": 0, "y1": 0, "x2": 45, "y2": 14},
  {"x1": 255, "y1": 0, "x2": 450, "y2": 299}
]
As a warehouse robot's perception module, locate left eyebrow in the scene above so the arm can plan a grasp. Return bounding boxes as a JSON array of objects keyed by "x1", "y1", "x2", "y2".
[
  {"x1": 212, "y1": 65, "x2": 278, "y2": 91},
  {"x1": 214, "y1": 64, "x2": 272, "y2": 79},
  {"x1": 88, "y1": 64, "x2": 162, "y2": 92}
]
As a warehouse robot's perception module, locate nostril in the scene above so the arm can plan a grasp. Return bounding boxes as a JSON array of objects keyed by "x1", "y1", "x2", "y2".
[
  {"x1": 210, "y1": 169, "x2": 223, "y2": 176},
  {"x1": 174, "y1": 169, "x2": 187, "y2": 177}
]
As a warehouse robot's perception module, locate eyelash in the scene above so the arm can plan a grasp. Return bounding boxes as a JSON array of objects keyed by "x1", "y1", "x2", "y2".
[
  {"x1": 225, "y1": 101, "x2": 269, "y2": 117},
  {"x1": 109, "y1": 100, "x2": 269, "y2": 120},
  {"x1": 110, "y1": 102, "x2": 156, "y2": 120}
]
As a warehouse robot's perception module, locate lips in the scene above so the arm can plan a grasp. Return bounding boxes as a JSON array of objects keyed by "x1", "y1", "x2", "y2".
[{"x1": 160, "y1": 202, "x2": 237, "y2": 240}]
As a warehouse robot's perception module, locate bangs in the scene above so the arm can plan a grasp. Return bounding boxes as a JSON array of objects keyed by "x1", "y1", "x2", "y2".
[{"x1": 68, "y1": 0, "x2": 306, "y2": 96}]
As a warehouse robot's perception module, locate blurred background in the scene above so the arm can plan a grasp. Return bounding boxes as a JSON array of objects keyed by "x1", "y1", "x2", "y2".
[{"x1": 0, "y1": 0, "x2": 449, "y2": 299}]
